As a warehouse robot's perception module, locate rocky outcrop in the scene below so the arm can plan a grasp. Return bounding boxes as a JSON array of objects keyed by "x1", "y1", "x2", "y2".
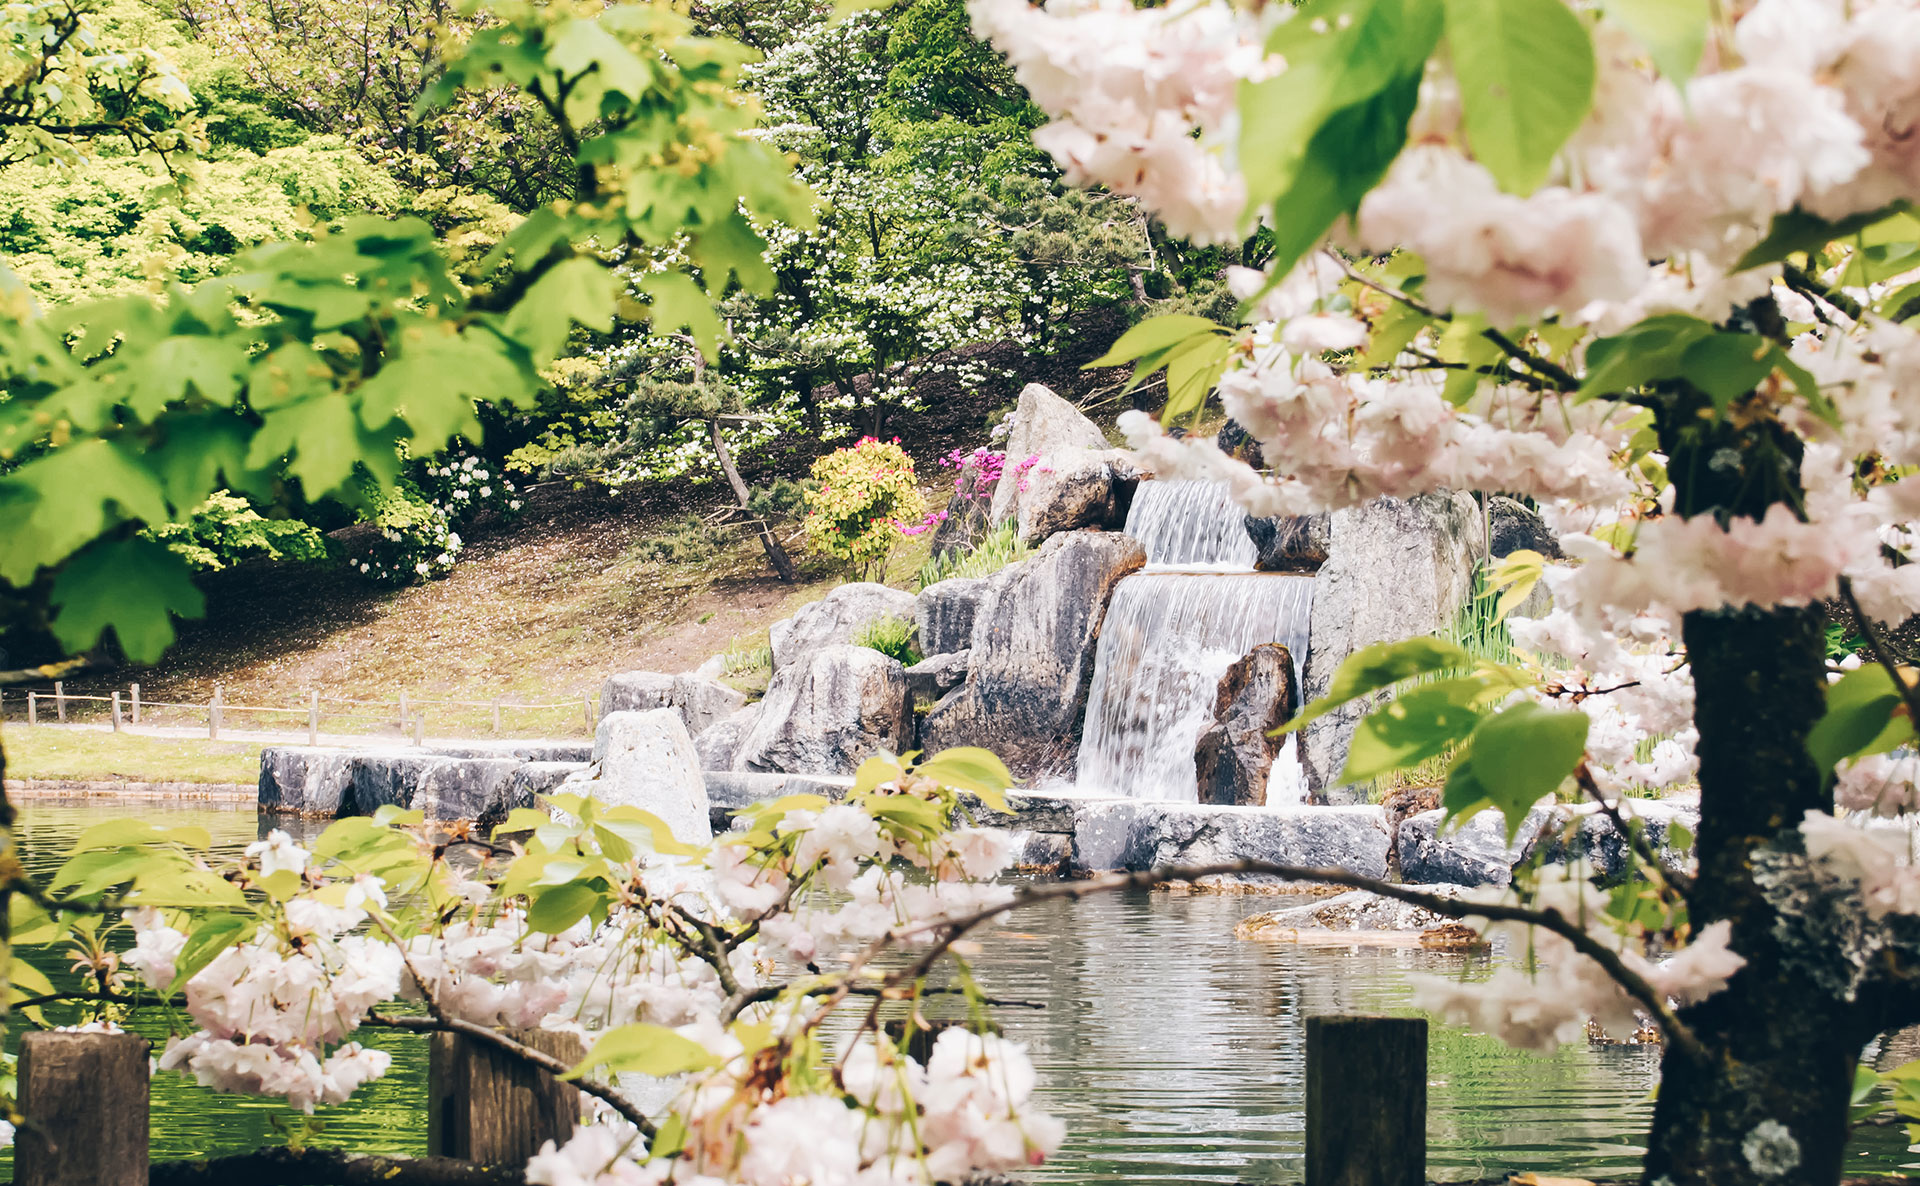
[
  {"x1": 1010, "y1": 450, "x2": 1141, "y2": 545},
  {"x1": 988, "y1": 383, "x2": 1109, "y2": 525},
  {"x1": 916, "y1": 578, "x2": 987, "y2": 657},
  {"x1": 1486, "y1": 495, "x2": 1563, "y2": 559},
  {"x1": 769, "y1": 583, "x2": 919, "y2": 674},
  {"x1": 260, "y1": 745, "x2": 589, "y2": 821},
  {"x1": 735, "y1": 645, "x2": 911, "y2": 776},
  {"x1": 1519, "y1": 799, "x2": 1700, "y2": 881},
  {"x1": 1195, "y1": 644, "x2": 1298, "y2": 807},
  {"x1": 602, "y1": 671, "x2": 747, "y2": 736},
  {"x1": 1070, "y1": 801, "x2": 1391, "y2": 881},
  {"x1": 904, "y1": 651, "x2": 970, "y2": 703},
  {"x1": 1299, "y1": 493, "x2": 1484, "y2": 802},
  {"x1": 568, "y1": 709, "x2": 712, "y2": 846},
  {"x1": 410, "y1": 758, "x2": 524, "y2": 824},
  {"x1": 1236, "y1": 886, "x2": 1470, "y2": 936},
  {"x1": 259, "y1": 747, "x2": 359, "y2": 816},
  {"x1": 694, "y1": 705, "x2": 760, "y2": 771},
  {"x1": 1397, "y1": 804, "x2": 1554, "y2": 886},
  {"x1": 1215, "y1": 418, "x2": 1265, "y2": 469},
  {"x1": 921, "y1": 531, "x2": 1146, "y2": 779},
  {"x1": 1246, "y1": 513, "x2": 1332, "y2": 572}
]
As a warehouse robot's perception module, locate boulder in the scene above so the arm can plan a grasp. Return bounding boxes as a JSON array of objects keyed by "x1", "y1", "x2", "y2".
[
  {"x1": 735, "y1": 645, "x2": 911, "y2": 776},
  {"x1": 1519, "y1": 799, "x2": 1700, "y2": 881},
  {"x1": 258, "y1": 747, "x2": 360, "y2": 817},
  {"x1": 343, "y1": 753, "x2": 447, "y2": 817},
  {"x1": 1070, "y1": 801, "x2": 1391, "y2": 881},
  {"x1": 769, "y1": 583, "x2": 919, "y2": 674},
  {"x1": 1008, "y1": 830, "x2": 1071, "y2": 875},
  {"x1": 1486, "y1": 495, "x2": 1563, "y2": 559},
  {"x1": 1397, "y1": 804, "x2": 1554, "y2": 886},
  {"x1": 987, "y1": 382, "x2": 1110, "y2": 526},
  {"x1": 1195, "y1": 644, "x2": 1298, "y2": 807},
  {"x1": 695, "y1": 704, "x2": 760, "y2": 771},
  {"x1": 921, "y1": 531, "x2": 1147, "y2": 779},
  {"x1": 497, "y1": 761, "x2": 591, "y2": 826},
  {"x1": 412, "y1": 758, "x2": 523, "y2": 823},
  {"x1": 916, "y1": 578, "x2": 988, "y2": 657},
  {"x1": 602, "y1": 671, "x2": 748, "y2": 736},
  {"x1": 1246, "y1": 513, "x2": 1332, "y2": 572},
  {"x1": 1010, "y1": 450, "x2": 1141, "y2": 545},
  {"x1": 1299, "y1": 493, "x2": 1484, "y2": 802},
  {"x1": 904, "y1": 650, "x2": 970, "y2": 703},
  {"x1": 1236, "y1": 886, "x2": 1471, "y2": 936},
  {"x1": 570, "y1": 709, "x2": 712, "y2": 846},
  {"x1": 1215, "y1": 418, "x2": 1265, "y2": 469}
]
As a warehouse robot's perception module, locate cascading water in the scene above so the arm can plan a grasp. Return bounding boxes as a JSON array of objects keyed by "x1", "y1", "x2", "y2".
[{"x1": 1074, "y1": 480, "x2": 1315, "y2": 803}]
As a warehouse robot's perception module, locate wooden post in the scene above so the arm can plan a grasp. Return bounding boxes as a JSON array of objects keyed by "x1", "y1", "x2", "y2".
[
  {"x1": 582, "y1": 693, "x2": 594, "y2": 731},
  {"x1": 27, "y1": 690, "x2": 36, "y2": 726},
  {"x1": 413, "y1": 710, "x2": 426, "y2": 747},
  {"x1": 15, "y1": 1031, "x2": 150, "y2": 1186},
  {"x1": 53, "y1": 680, "x2": 65, "y2": 723},
  {"x1": 111, "y1": 691, "x2": 122, "y2": 732},
  {"x1": 308, "y1": 691, "x2": 320, "y2": 746},
  {"x1": 1306, "y1": 1015, "x2": 1426, "y2": 1186},
  {"x1": 210, "y1": 684, "x2": 223, "y2": 740},
  {"x1": 130, "y1": 681, "x2": 140, "y2": 725},
  {"x1": 491, "y1": 698, "x2": 502, "y2": 734},
  {"x1": 428, "y1": 1029, "x2": 584, "y2": 1166},
  {"x1": 399, "y1": 690, "x2": 410, "y2": 733}
]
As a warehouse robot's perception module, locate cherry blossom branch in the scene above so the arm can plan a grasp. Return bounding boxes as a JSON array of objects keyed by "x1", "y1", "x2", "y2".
[
  {"x1": 1333, "y1": 259, "x2": 1579, "y2": 390},
  {"x1": 1782, "y1": 263, "x2": 1865, "y2": 324},
  {"x1": 364, "y1": 915, "x2": 657, "y2": 1139},
  {"x1": 1572, "y1": 760, "x2": 1693, "y2": 899},
  {"x1": 1840, "y1": 575, "x2": 1920, "y2": 728}
]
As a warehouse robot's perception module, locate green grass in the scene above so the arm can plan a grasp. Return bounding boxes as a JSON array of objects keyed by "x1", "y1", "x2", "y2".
[
  {"x1": 2, "y1": 728, "x2": 263, "y2": 783},
  {"x1": 915, "y1": 522, "x2": 1030, "y2": 589}
]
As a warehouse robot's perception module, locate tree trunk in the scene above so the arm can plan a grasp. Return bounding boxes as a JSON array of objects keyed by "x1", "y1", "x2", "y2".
[
  {"x1": 1642, "y1": 604, "x2": 1858, "y2": 1186},
  {"x1": 708, "y1": 418, "x2": 796, "y2": 583}
]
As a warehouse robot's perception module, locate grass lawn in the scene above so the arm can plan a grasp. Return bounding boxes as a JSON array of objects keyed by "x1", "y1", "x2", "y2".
[{"x1": 1, "y1": 728, "x2": 262, "y2": 783}]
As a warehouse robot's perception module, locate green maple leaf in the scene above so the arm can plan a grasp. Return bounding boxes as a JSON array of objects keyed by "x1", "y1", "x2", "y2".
[
  {"x1": 0, "y1": 439, "x2": 171, "y2": 585},
  {"x1": 49, "y1": 539, "x2": 206, "y2": 663},
  {"x1": 502, "y1": 258, "x2": 617, "y2": 365}
]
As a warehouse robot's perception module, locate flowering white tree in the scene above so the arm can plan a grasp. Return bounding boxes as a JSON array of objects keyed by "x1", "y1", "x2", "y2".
[{"x1": 967, "y1": 0, "x2": 1920, "y2": 1182}]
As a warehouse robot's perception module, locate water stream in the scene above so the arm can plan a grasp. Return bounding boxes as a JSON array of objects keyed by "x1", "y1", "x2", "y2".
[{"x1": 7, "y1": 798, "x2": 1919, "y2": 1182}]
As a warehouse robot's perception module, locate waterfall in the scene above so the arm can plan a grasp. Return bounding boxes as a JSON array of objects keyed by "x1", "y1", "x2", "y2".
[
  {"x1": 1123, "y1": 479, "x2": 1258, "y2": 569},
  {"x1": 1076, "y1": 571, "x2": 1315, "y2": 803}
]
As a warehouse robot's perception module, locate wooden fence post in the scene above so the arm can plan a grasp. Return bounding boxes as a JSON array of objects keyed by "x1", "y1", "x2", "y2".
[
  {"x1": 27, "y1": 691, "x2": 36, "y2": 726},
  {"x1": 582, "y1": 694, "x2": 594, "y2": 731},
  {"x1": 491, "y1": 698, "x2": 502, "y2": 734},
  {"x1": 413, "y1": 711, "x2": 426, "y2": 747},
  {"x1": 53, "y1": 681, "x2": 65, "y2": 723},
  {"x1": 308, "y1": 691, "x2": 320, "y2": 746},
  {"x1": 111, "y1": 691, "x2": 122, "y2": 732},
  {"x1": 130, "y1": 681, "x2": 140, "y2": 725},
  {"x1": 399, "y1": 690, "x2": 410, "y2": 733},
  {"x1": 1306, "y1": 1015, "x2": 1426, "y2": 1186},
  {"x1": 210, "y1": 684, "x2": 223, "y2": 740},
  {"x1": 15, "y1": 1031, "x2": 150, "y2": 1186},
  {"x1": 427, "y1": 1029, "x2": 585, "y2": 1166}
]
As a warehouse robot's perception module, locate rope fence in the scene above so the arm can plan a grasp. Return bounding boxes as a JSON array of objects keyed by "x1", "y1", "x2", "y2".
[{"x1": 0, "y1": 680, "x2": 602, "y2": 744}]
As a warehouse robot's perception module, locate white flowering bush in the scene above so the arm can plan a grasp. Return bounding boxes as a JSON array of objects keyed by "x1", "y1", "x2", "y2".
[
  {"x1": 345, "y1": 454, "x2": 521, "y2": 587},
  {"x1": 15, "y1": 748, "x2": 1064, "y2": 1184}
]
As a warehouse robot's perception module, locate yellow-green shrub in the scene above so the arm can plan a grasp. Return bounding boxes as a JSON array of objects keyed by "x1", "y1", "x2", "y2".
[{"x1": 801, "y1": 437, "x2": 925, "y2": 581}]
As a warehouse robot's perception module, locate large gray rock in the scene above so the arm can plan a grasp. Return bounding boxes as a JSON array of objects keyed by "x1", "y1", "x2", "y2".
[
  {"x1": 425, "y1": 741, "x2": 593, "y2": 762},
  {"x1": 904, "y1": 650, "x2": 970, "y2": 703},
  {"x1": 412, "y1": 758, "x2": 523, "y2": 823},
  {"x1": 1486, "y1": 495, "x2": 1563, "y2": 559},
  {"x1": 1519, "y1": 800, "x2": 1700, "y2": 881},
  {"x1": 695, "y1": 704, "x2": 760, "y2": 771},
  {"x1": 1195, "y1": 644, "x2": 1298, "y2": 807},
  {"x1": 1010, "y1": 450, "x2": 1141, "y2": 545},
  {"x1": 735, "y1": 645, "x2": 911, "y2": 776},
  {"x1": 916, "y1": 579, "x2": 987, "y2": 657},
  {"x1": 571, "y1": 709, "x2": 712, "y2": 846},
  {"x1": 1070, "y1": 801, "x2": 1391, "y2": 881},
  {"x1": 259, "y1": 747, "x2": 359, "y2": 816},
  {"x1": 770, "y1": 583, "x2": 919, "y2": 674},
  {"x1": 602, "y1": 671, "x2": 747, "y2": 736},
  {"x1": 1397, "y1": 804, "x2": 1554, "y2": 886},
  {"x1": 1246, "y1": 514, "x2": 1331, "y2": 572},
  {"x1": 500, "y1": 762, "x2": 591, "y2": 825},
  {"x1": 988, "y1": 383, "x2": 1110, "y2": 526},
  {"x1": 921, "y1": 531, "x2": 1147, "y2": 780},
  {"x1": 344, "y1": 753, "x2": 445, "y2": 816},
  {"x1": 1300, "y1": 493, "x2": 1484, "y2": 802}
]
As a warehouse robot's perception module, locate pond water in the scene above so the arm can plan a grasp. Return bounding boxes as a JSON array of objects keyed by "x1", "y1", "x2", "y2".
[{"x1": 8, "y1": 798, "x2": 1919, "y2": 1183}]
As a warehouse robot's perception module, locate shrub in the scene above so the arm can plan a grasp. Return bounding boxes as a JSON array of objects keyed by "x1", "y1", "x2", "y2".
[
  {"x1": 345, "y1": 476, "x2": 462, "y2": 586},
  {"x1": 146, "y1": 491, "x2": 331, "y2": 572},
  {"x1": 632, "y1": 515, "x2": 732, "y2": 565},
  {"x1": 853, "y1": 614, "x2": 922, "y2": 666},
  {"x1": 916, "y1": 522, "x2": 1031, "y2": 589},
  {"x1": 802, "y1": 437, "x2": 925, "y2": 581}
]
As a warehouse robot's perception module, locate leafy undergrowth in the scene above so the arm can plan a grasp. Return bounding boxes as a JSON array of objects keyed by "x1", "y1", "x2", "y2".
[{"x1": 2, "y1": 729, "x2": 263, "y2": 783}]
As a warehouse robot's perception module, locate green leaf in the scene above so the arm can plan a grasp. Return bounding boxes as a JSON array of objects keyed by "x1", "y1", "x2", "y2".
[
  {"x1": 1445, "y1": 0, "x2": 1596, "y2": 193},
  {"x1": 505, "y1": 258, "x2": 618, "y2": 365},
  {"x1": 48, "y1": 539, "x2": 205, "y2": 664},
  {"x1": 0, "y1": 439, "x2": 172, "y2": 585},
  {"x1": 1160, "y1": 334, "x2": 1236, "y2": 423},
  {"x1": 1734, "y1": 204, "x2": 1907, "y2": 273},
  {"x1": 491, "y1": 807, "x2": 554, "y2": 840},
  {"x1": 1679, "y1": 332, "x2": 1777, "y2": 414},
  {"x1": 1808, "y1": 665, "x2": 1916, "y2": 782},
  {"x1": 852, "y1": 754, "x2": 905, "y2": 795},
  {"x1": 1447, "y1": 701, "x2": 1589, "y2": 837},
  {"x1": 596, "y1": 805, "x2": 708, "y2": 858},
  {"x1": 640, "y1": 271, "x2": 725, "y2": 361},
  {"x1": 1358, "y1": 300, "x2": 1431, "y2": 368},
  {"x1": 1579, "y1": 313, "x2": 1716, "y2": 399},
  {"x1": 172, "y1": 915, "x2": 255, "y2": 988},
  {"x1": 245, "y1": 394, "x2": 369, "y2": 497},
  {"x1": 1340, "y1": 677, "x2": 1494, "y2": 783},
  {"x1": 565, "y1": 1022, "x2": 718, "y2": 1080},
  {"x1": 527, "y1": 882, "x2": 605, "y2": 934},
  {"x1": 915, "y1": 748, "x2": 1015, "y2": 810},
  {"x1": 1085, "y1": 315, "x2": 1230, "y2": 369},
  {"x1": 1282, "y1": 636, "x2": 1469, "y2": 733},
  {"x1": 1601, "y1": 0, "x2": 1709, "y2": 87}
]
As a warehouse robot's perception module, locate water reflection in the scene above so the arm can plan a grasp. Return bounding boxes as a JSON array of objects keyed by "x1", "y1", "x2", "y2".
[{"x1": 8, "y1": 799, "x2": 1915, "y2": 1182}]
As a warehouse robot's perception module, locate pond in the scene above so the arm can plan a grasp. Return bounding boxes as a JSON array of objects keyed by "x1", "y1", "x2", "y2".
[{"x1": 8, "y1": 798, "x2": 1918, "y2": 1183}]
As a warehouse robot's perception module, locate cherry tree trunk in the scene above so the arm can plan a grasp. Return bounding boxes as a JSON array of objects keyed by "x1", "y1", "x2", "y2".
[{"x1": 1641, "y1": 606, "x2": 1857, "y2": 1185}]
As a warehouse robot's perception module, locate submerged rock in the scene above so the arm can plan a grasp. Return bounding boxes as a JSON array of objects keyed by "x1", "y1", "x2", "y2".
[
  {"x1": 1235, "y1": 885, "x2": 1471, "y2": 936},
  {"x1": 769, "y1": 583, "x2": 918, "y2": 674},
  {"x1": 916, "y1": 578, "x2": 987, "y2": 657},
  {"x1": 1194, "y1": 643, "x2": 1298, "y2": 807},
  {"x1": 571, "y1": 709, "x2": 711, "y2": 845},
  {"x1": 1299, "y1": 493, "x2": 1484, "y2": 802},
  {"x1": 1069, "y1": 801, "x2": 1391, "y2": 881},
  {"x1": 921, "y1": 531, "x2": 1146, "y2": 780},
  {"x1": 735, "y1": 644, "x2": 911, "y2": 776}
]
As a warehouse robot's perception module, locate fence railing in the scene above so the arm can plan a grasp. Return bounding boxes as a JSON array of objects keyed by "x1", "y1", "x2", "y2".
[{"x1": 0, "y1": 680, "x2": 601, "y2": 744}]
